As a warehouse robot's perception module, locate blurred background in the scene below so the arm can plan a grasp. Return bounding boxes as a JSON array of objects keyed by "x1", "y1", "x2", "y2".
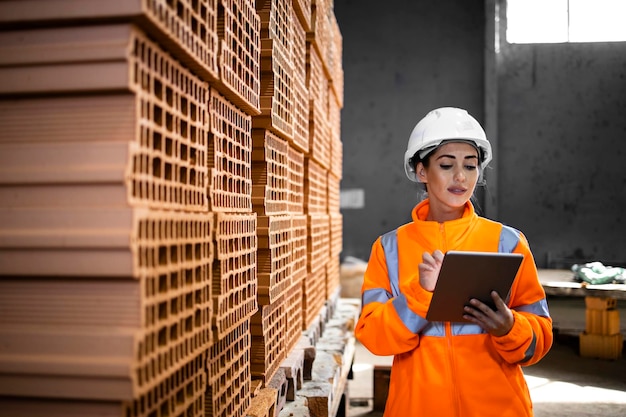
[{"x1": 334, "y1": 0, "x2": 626, "y2": 269}]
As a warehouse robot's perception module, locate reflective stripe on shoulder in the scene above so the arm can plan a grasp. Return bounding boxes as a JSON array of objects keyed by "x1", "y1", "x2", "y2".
[
  {"x1": 381, "y1": 229, "x2": 401, "y2": 297},
  {"x1": 499, "y1": 225, "x2": 521, "y2": 253}
]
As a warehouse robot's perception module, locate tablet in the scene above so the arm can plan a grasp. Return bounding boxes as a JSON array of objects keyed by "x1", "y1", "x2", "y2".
[{"x1": 425, "y1": 251, "x2": 523, "y2": 323}]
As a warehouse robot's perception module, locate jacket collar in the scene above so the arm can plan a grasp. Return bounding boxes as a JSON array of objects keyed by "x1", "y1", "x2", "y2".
[{"x1": 409, "y1": 199, "x2": 479, "y2": 249}]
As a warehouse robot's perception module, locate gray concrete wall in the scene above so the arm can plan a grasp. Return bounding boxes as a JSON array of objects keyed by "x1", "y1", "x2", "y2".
[
  {"x1": 497, "y1": 41, "x2": 626, "y2": 268},
  {"x1": 334, "y1": 0, "x2": 626, "y2": 268},
  {"x1": 334, "y1": 0, "x2": 486, "y2": 260}
]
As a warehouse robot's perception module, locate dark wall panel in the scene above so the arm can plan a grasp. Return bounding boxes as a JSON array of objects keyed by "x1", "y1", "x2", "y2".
[
  {"x1": 498, "y1": 43, "x2": 626, "y2": 267},
  {"x1": 334, "y1": 0, "x2": 486, "y2": 260}
]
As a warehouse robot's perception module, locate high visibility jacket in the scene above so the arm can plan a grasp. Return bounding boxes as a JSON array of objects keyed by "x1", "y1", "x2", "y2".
[{"x1": 355, "y1": 199, "x2": 553, "y2": 417}]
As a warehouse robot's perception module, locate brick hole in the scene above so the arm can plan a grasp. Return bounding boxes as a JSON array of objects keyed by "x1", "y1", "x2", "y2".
[
  {"x1": 158, "y1": 327, "x2": 167, "y2": 347},
  {"x1": 159, "y1": 302, "x2": 168, "y2": 321},
  {"x1": 164, "y1": 162, "x2": 173, "y2": 181},
  {"x1": 158, "y1": 274, "x2": 168, "y2": 294},
  {"x1": 166, "y1": 112, "x2": 174, "y2": 132},
  {"x1": 179, "y1": 119, "x2": 188, "y2": 141},
  {"x1": 170, "y1": 323, "x2": 178, "y2": 342},
  {"x1": 184, "y1": 243, "x2": 193, "y2": 261},
  {"x1": 190, "y1": 101, "x2": 199, "y2": 122},
  {"x1": 195, "y1": 288, "x2": 203, "y2": 306},
  {"x1": 190, "y1": 125, "x2": 198, "y2": 145},
  {"x1": 166, "y1": 86, "x2": 173, "y2": 107},
  {"x1": 165, "y1": 137, "x2": 173, "y2": 156},
  {"x1": 159, "y1": 246, "x2": 167, "y2": 266},
  {"x1": 191, "y1": 15, "x2": 199, "y2": 34},
  {"x1": 154, "y1": 105, "x2": 163, "y2": 126},
  {"x1": 185, "y1": 315, "x2": 193, "y2": 334},
  {"x1": 171, "y1": 297, "x2": 179, "y2": 315},
  {"x1": 141, "y1": 70, "x2": 151, "y2": 94},
  {"x1": 185, "y1": 293, "x2": 193, "y2": 310},
  {"x1": 154, "y1": 78, "x2": 164, "y2": 100}
]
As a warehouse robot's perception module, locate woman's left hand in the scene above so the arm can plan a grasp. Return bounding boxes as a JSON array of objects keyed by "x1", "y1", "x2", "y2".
[{"x1": 463, "y1": 291, "x2": 514, "y2": 337}]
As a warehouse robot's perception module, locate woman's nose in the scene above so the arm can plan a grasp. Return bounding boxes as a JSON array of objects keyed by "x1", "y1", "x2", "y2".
[{"x1": 454, "y1": 169, "x2": 466, "y2": 181}]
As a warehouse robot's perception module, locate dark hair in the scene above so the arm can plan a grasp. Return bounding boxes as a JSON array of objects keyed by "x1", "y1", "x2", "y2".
[{"x1": 409, "y1": 150, "x2": 432, "y2": 173}]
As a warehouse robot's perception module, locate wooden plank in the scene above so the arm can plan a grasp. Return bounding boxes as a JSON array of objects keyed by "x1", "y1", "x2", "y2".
[{"x1": 539, "y1": 269, "x2": 626, "y2": 300}]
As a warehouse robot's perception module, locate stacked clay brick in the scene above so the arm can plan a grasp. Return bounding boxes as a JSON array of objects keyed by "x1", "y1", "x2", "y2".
[
  {"x1": 0, "y1": 0, "x2": 342, "y2": 416},
  {"x1": 579, "y1": 296, "x2": 623, "y2": 360}
]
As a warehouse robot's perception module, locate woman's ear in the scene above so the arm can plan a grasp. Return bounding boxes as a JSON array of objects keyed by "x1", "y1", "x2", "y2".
[{"x1": 416, "y1": 162, "x2": 427, "y2": 183}]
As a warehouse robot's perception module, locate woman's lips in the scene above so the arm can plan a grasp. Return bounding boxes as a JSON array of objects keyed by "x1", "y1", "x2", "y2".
[{"x1": 448, "y1": 187, "x2": 467, "y2": 195}]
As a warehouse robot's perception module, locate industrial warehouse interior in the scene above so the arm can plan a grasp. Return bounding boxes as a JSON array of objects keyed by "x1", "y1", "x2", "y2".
[{"x1": 0, "y1": 1, "x2": 625, "y2": 417}]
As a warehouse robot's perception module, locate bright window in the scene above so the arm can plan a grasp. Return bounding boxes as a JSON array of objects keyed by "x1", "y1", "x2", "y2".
[{"x1": 506, "y1": 0, "x2": 626, "y2": 44}]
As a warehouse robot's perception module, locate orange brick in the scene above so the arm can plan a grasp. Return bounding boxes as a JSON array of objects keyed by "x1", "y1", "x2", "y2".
[
  {"x1": 304, "y1": 158, "x2": 328, "y2": 214},
  {"x1": 586, "y1": 308, "x2": 621, "y2": 335},
  {"x1": 302, "y1": 268, "x2": 326, "y2": 330},
  {"x1": 307, "y1": 214, "x2": 330, "y2": 274},
  {"x1": 206, "y1": 320, "x2": 252, "y2": 417},
  {"x1": 254, "y1": 0, "x2": 295, "y2": 142},
  {"x1": 217, "y1": 0, "x2": 261, "y2": 115},
  {"x1": 579, "y1": 332, "x2": 623, "y2": 360},
  {"x1": 0, "y1": 0, "x2": 219, "y2": 81},
  {"x1": 290, "y1": 215, "x2": 309, "y2": 284},
  {"x1": 293, "y1": 0, "x2": 312, "y2": 32},
  {"x1": 256, "y1": 215, "x2": 292, "y2": 304},
  {"x1": 212, "y1": 213, "x2": 258, "y2": 340},
  {"x1": 208, "y1": 88, "x2": 253, "y2": 213},
  {"x1": 251, "y1": 296, "x2": 287, "y2": 382},
  {"x1": 252, "y1": 130, "x2": 290, "y2": 216},
  {"x1": 585, "y1": 296, "x2": 617, "y2": 310}
]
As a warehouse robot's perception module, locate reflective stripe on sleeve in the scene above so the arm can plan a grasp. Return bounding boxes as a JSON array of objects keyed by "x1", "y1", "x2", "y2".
[
  {"x1": 519, "y1": 331, "x2": 538, "y2": 363},
  {"x1": 362, "y1": 287, "x2": 392, "y2": 306},
  {"x1": 392, "y1": 294, "x2": 429, "y2": 334},
  {"x1": 513, "y1": 298, "x2": 551, "y2": 318}
]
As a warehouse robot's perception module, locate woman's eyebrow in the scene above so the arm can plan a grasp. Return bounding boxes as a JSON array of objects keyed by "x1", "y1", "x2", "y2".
[{"x1": 435, "y1": 154, "x2": 478, "y2": 160}]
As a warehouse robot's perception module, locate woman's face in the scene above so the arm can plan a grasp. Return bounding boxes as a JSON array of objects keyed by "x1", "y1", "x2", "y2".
[{"x1": 416, "y1": 142, "x2": 479, "y2": 215}]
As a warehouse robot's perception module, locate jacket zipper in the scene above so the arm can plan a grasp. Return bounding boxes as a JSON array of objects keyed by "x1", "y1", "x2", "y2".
[
  {"x1": 440, "y1": 223, "x2": 461, "y2": 416},
  {"x1": 446, "y1": 322, "x2": 461, "y2": 417}
]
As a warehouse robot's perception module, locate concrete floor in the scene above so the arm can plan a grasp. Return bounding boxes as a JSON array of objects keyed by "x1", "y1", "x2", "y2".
[{"x1": 347, "y1": 297, "x2": 626, "y2": 417}]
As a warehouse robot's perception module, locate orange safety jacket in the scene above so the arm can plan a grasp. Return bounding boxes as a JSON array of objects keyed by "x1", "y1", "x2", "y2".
[{"x1": 355, "y1": 199, "x2": 553, "y2": 417}]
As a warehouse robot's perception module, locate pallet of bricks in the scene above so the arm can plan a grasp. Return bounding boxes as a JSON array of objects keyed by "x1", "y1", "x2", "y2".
[
  {"x1": 579, "y1": 296, "x2": 623, "y2": 360},
  {"x1": 0, "y1": 1, "x2": 346, "y2": 417}
]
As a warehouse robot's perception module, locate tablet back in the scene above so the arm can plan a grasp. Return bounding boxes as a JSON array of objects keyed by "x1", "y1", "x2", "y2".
[{"x1": 425, "y1": 251, "x2": 523, "y2": 323}]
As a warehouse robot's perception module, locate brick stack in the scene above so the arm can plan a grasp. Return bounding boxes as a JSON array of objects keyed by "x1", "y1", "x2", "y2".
[
  {"x1": 0, "y1": 18, "x2": 214, "y2": 417},
  {"x1": 0, "y1": 1, "x2": 343, "y2": 416},
  {"x1": 579, "y1": 296, "x2": 623, "y2": 360},
  {"x1": 248, "y1": 1, "x2": 293, "y2": 403}
]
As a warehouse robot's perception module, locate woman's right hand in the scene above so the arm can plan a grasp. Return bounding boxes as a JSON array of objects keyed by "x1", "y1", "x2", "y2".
[{"x1": 418, "y1": 250, "x2": 444, "y2": 292}]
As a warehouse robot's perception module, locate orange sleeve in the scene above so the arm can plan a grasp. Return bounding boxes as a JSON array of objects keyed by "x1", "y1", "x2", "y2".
[
  {"x1": 490, "y1": 233, "x2": 553, "y2": 365},
  {"x1": 354, "y1": 237, "x2": 428, "y2": 356}
]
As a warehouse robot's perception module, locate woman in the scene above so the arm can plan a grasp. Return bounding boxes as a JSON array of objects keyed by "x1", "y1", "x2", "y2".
[{"x1": 355, "y1": 107, "x2": 553, "y2": 416}]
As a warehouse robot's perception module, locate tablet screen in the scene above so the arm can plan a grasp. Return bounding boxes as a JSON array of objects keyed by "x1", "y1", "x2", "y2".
[{"x1": 425, "y1": 251, "x2": 523, "y2": 323}]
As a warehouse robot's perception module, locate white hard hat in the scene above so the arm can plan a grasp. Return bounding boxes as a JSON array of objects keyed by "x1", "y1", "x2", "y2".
[{"x1": 404, "y1": 107, "x2": 492, "y2": 182}]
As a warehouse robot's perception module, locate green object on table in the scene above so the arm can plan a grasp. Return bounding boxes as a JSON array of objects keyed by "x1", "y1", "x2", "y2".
[{"x1": 571, "y1": 262, "x2": 626, "y2": 285}]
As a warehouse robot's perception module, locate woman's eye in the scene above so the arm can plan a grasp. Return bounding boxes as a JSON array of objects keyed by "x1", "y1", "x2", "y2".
[
  {"x1": 465, "y1": 165, "x2": 477, "y2": 171},
  {"x1": 439, "y1": 164, "x2": 453, "y2": 170}
]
